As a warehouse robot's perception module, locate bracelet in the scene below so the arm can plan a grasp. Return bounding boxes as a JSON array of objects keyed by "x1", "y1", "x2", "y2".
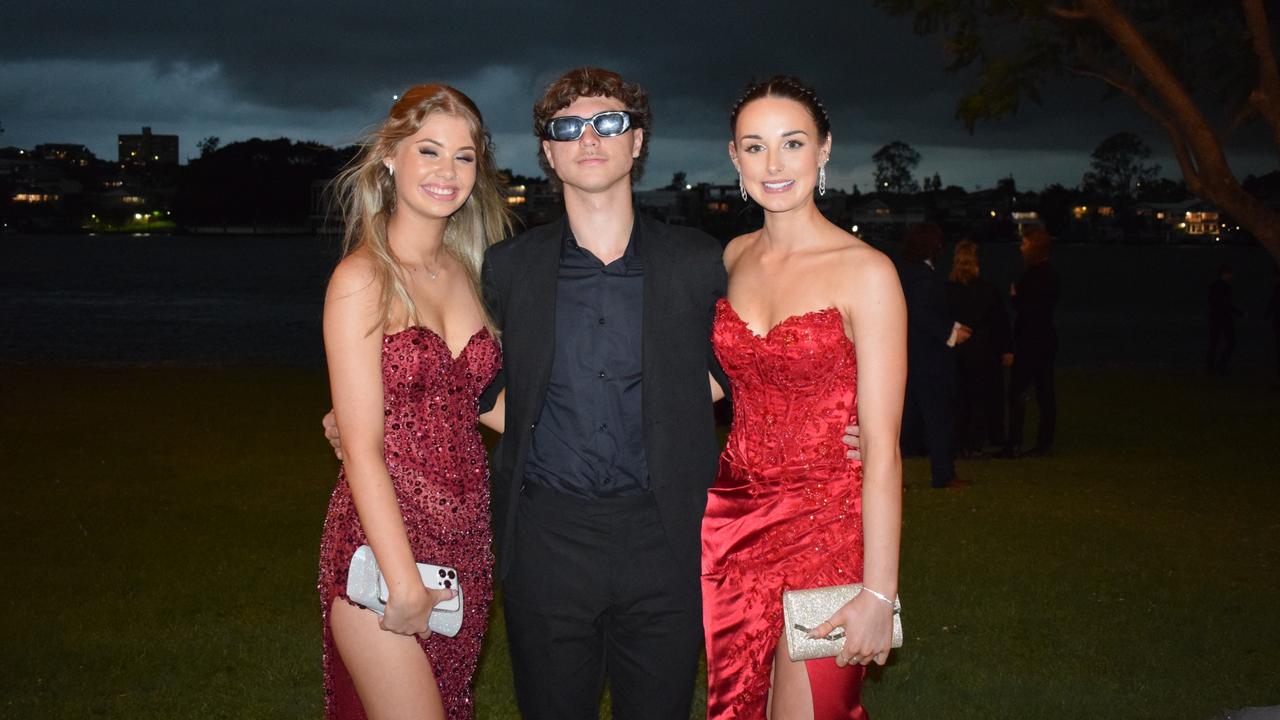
[{"x1": 862, "y1": 586, "x2": 897, "y2": 609}]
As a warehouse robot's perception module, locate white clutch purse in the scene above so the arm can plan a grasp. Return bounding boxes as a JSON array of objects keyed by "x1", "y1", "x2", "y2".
[
  {"x1": 781, "y1": 584, "x2": 903, "y2": 662},
  {"x1": 345, "y1": 545, "x2": 464, "y2": 638}
]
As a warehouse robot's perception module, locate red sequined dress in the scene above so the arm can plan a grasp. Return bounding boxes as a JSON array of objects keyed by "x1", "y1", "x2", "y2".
[
  {"x1": 318, "y1": 326, "x2": 501, "y2": 720},
  {"x1": 702, "y1": 299, "x2": 868, "y2": 720}
]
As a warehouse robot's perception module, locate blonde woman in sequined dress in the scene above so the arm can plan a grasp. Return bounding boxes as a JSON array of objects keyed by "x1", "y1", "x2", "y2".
[{"x1": 316, "y1": 84, "x2": 511, "y2": 720}]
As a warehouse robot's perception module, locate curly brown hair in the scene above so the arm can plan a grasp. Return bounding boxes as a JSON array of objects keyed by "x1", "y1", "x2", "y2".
[{"x1": 532, "y1": 67, "x2": 652, "y2": 185}]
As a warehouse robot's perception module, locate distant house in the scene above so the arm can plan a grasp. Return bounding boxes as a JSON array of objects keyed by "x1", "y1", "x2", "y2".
[
  {"x1": 118, "y1": 127, "x2": 179, "y2": 167},
  {"x1": 849, "y1": 198, "x2": 925, "y2": 241},
  {"x1": 1134, "y1": 199, "x2": 1222, "y2": 242}
]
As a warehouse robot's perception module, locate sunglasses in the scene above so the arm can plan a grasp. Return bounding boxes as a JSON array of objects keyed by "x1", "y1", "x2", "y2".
[{"x1": 544, "y1": 110, "x2": 633, "y2": 141}]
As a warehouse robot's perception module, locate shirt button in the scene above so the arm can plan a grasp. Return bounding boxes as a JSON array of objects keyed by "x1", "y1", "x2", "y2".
[
  {"x1": 599, "y1": 423, "x2": 608, "y2": 431},
  {"x1": 598, "y1": 371, "x2": 606, "y2": 378},
  {"x1": 598, "y1": 317, "x2": 606, "y2": 325}
]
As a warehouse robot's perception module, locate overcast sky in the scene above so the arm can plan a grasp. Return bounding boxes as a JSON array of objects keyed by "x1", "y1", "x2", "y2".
[{"x1": 1, "y1": 1, "x2": 1272, "y2": 191}]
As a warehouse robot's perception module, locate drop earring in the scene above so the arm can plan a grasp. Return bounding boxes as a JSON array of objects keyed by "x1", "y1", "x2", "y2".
[
  {"x1": 739, "y1": 175, "x2": 748, "y2": 202},
  {"x1": 818, "y1": 164, "x2": 827, "y2": 196},
  {"x1": 386, "y1": 164, "x2": 394, "y2": 177}
]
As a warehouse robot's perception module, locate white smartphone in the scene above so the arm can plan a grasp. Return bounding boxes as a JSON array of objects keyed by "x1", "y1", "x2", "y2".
[{"x1": 378, "y1": 562, "x2": 461, "y2": 613}]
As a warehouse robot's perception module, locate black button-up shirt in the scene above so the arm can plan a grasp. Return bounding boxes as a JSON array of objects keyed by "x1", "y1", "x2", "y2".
[{"x1": 523, "y1": 220, "x2": 648, "y2": 498}]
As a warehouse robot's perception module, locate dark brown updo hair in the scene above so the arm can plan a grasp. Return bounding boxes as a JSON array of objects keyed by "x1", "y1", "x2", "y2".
[{"x1": 729, "y1": 75, "x2": 832, "y2": 140}]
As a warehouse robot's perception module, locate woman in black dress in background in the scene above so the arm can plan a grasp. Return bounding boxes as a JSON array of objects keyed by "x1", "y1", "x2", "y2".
[{"x1": 946, "y1": 239, "x2": 1012, "y2": 457}]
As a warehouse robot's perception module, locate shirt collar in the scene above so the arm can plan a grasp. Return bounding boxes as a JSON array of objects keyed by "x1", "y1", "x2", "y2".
[{"x1": 561, "y1": 212, "x2": 643, "y2": 265}]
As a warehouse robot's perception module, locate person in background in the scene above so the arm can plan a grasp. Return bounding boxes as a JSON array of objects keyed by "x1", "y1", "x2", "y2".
[
  {"x1": 1003, "y1": 227, "x2": 1059, "y2": 458},
  {"x1": 1207, "y1": 264, "x2": 1242, "y2": 373},
  {"x1": 898, "y1": 222, "x2": 971, "y2": 488},
  {"x1": 1266, "y1": 264, "x2": 1280, "y2": 382},
  {"x1": 947, "y1": 238, "x2": 1013, "y2": 458}
]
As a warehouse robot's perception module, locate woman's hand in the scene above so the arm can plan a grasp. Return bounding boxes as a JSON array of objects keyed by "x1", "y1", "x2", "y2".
[
  {"x1": 813, "y1": 591, "x2": 895, "y2": 667},
  {"x1": 322, "y1": 409, "x2": 343, "y2": 461},
  {"x1": 379, "y1": 583, "x2": 457, "y2": 639}
]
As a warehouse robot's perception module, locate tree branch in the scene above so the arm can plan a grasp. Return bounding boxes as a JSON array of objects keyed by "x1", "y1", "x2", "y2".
[
  {"x1": 1242, "y1": 0, "x2": 1280, "y2": 157},
  {"x1": 1068, "y1": 64, "x2": 1204, "y2": 195},
  {"x1": 1047, "y1": 5, "x2": 1090, "y2": 21},
  {"x1": 1230, "y1": 95, "x2": 1259, "y2": 132},
  {"x1": 1080, "y1": 0, "x2": 1234, "y2": 190}
]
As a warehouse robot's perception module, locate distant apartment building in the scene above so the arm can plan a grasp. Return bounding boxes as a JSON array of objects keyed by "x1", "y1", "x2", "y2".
[{"x1": 118, "y1": 127, "x2": 178, "y2": 166}]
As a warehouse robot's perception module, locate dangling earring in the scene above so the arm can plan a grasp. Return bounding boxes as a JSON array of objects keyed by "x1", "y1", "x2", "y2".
[
  {"x1": 818, "y1": 164, "x2": 827, "y2": 196},
  {"x1": 739, "y1": 175, "x2": 748, "y2": 202},
  {"x1": 386, "y1": 163, "x2": 394, "y2": 177}
]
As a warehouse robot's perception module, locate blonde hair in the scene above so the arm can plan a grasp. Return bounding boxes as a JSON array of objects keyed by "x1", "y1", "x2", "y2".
[
  {"x1": 949, "y1": 239, "x2": 980, "y2": 284},
  {"x1": 331, "y1": 84, "x2": 512, "y2": 334}
]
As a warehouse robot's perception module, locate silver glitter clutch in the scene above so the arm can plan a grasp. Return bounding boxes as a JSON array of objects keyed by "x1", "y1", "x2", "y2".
[
  {"x1": 346, "y1": 545, "x2": 464, "y2": 637},
  {"x1": 782, "y1": 584, "x2": 903, "y2": 661}
]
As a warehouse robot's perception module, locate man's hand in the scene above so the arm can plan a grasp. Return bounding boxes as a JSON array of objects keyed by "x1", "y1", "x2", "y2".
[
  {"x1": 843, "y1": 423, "x2": 861, "y2": 461},
  {"x1": 322, "y1": 409, "x2": 343, "y2": 461},
  {"x1": 1002, "y1": 352, "x2": 1014, "y2": 368},
  {"x1": 955, "y1": 323, "x2": 973, "y2": 344}
]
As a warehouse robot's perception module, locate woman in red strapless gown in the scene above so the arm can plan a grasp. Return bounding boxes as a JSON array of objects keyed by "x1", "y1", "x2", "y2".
[
  {"x1": 316, "y1": 85, "x2": 511, "y2": 720},
  {"x1": 703, "y1": 77, "x2": 906, "y2": 719}
]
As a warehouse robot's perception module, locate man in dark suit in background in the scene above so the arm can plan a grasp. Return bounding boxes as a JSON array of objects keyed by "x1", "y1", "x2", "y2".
[
  {"x1": 1004, "y1": 227, "x2": 1060, "y2": 457},
  {"x1": 477, "y1": 68, "x2": 726, "y2": 720},
  {"x1": 897, "y1": 223, "x2": 970, "y2": 489},
  {"x1": 1207, "y1": 264, "x2": 1242, "y2": 373}
]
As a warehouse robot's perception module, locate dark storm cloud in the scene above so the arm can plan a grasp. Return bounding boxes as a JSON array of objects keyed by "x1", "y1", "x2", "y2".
[{"x1": 1, "y1": 1, "x2": 1272, "y2": 188}]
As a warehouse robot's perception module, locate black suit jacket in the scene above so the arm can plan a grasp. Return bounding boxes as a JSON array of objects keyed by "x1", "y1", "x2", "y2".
[
  {"x1": 480, "y1": 213, "x2": 728, "y2": 581},
  {"x1": 897, "y1": 258, "x2": 955, "y2": 377},
  {"x1": 1012, "y1": 260, "x2": 1059, "y2": 361}
]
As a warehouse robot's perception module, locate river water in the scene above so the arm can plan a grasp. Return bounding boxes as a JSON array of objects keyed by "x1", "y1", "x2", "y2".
[{"x1": 2, "y1": 232, "x2": 1276, "y2": 368}]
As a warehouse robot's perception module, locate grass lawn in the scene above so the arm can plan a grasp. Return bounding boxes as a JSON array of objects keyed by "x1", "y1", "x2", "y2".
[{"x1": 1, "y1": 366, "x2": 1277, "y2": 719}]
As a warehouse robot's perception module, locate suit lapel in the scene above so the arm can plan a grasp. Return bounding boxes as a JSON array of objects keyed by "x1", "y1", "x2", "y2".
[
  {"x1": 517, "y1": 218, "x2": 564, "y2": 424},
  {"x1": 636, "y1": 214, "x2": 671, "y2": 426}
]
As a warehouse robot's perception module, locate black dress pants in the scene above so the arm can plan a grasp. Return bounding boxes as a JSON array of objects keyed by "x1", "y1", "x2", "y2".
[
  {"x1": 503, "y1": 484, "x2": 702, "y2": 720},
  {"x1": 1008, "y1": 354, "x2": 1056, "y2": 451},
  {"x1": 903, "y1": 368, "x2": 957, "y2": 487},
  {"x1": 1207, "y1": 320, "x2": 1236, "y2": 372},
  {"x1": 956, "y1": 356, "x2": 1004, "y2": 453}
]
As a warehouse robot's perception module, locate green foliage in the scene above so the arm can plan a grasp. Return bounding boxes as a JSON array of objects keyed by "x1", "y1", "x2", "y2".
[
  {"x1": 1083, "y1": 131, "x2": 1161, "y2": 197},
  {"x1": 874, "y1": 0, "x2": 1255, "y2": 132},
  {"x1": 175, "y1": 138, "x2": 356, "y2": 227},
  {"x1": 873, "y1": 140, "x2": 923, "y2": 193}
]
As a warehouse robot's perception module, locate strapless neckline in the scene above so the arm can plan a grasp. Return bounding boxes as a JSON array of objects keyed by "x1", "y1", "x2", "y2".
[
  {"x1": 385, "y1": 325, "x2": 491, "y2": 363},
  {"x1": 716, "y1": 297, "x2": 848, "y2": 347}
]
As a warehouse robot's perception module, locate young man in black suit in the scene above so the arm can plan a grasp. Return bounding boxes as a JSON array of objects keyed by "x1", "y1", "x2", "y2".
[
  {"x1": 896, "y1": 223, "x2": 970, "y2": 489},
  {"x1": 477, "y1": 68, "x2": 727, "y2": 720}
]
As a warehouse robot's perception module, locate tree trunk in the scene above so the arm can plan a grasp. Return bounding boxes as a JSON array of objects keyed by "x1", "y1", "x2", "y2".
[{"x1": 1082, "y1": 0, "x2": 1280, "y2": 263}]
